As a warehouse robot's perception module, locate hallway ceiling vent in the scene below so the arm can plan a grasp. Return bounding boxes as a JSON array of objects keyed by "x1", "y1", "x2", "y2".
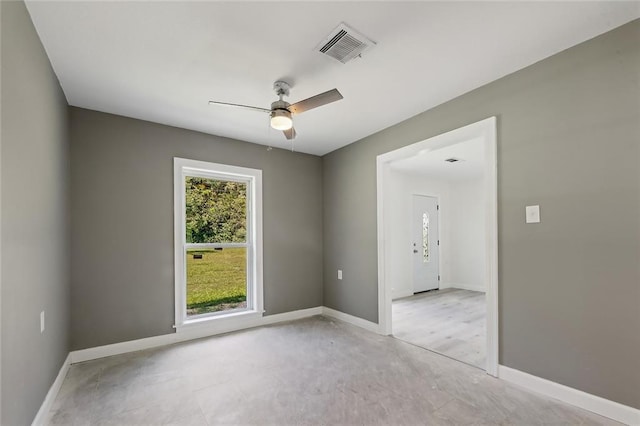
[
  {"x1": 445, "y1": 158, "x2": 461, "y2": 163},
  {"x1": 315, "y1": 23, "x2": 376, "y2": 64}
]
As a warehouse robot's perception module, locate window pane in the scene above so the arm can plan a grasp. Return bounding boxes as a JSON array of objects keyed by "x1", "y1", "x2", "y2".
[
  {"x1": 185, "y1": 177, "x2": 247, "y2": 244},
  {"x1": 186, "y1": 248, "x2": 247, "y2": 317},
  {"x1": 422, "y1": 212, "x2": 430, "y2": 263}
]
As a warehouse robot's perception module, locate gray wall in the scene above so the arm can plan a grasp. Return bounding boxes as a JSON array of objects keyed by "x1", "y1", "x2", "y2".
[
  {"x1": 69, "y1": 108, "x2": 323, "y2": 350},
  {"x1": 1, "y1": 2, "x2": 71, "y2": 424},
  {"x1": 323, "y1": 20, "x2": 640, "y2": 409}
]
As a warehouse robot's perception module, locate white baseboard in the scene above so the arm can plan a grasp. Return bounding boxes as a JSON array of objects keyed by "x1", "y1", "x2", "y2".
[
  {"x1": 32, "y1": 354, "x2": 71, "y2": 426},
  {"x1": 439, "y1": 282, "x2": 456, "y2": 289},
  {"x1": 498, "y1": 365, "x2": 640, "y2": 425},
  {"x1": 440, "y1": 282, "x2": 486, "y2": 293},
  {"x1": 71, "y1": 306, "x2": 381, "y2": 365},
  {"x1": 71, "y1": 332, "x2": 174, "y2": 364},
  {"x1": 392, "y1": 289, "x2": 414, "y2": 300},
  {"x1": 264, "y1": 306, "x2": 324, "y2": 324},
  {"x1": 322, "y1": 306, "x2": 381, "y2": 334},
  {"x1": 70, "y1": 306, "x2": 323, "y2": 364}
]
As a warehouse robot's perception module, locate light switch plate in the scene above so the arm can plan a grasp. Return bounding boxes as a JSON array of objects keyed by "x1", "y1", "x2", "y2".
[
  {"x1": 338, "y1": 270, "x2": 343, "y2": 280},
  {"x1": 526, "y1": 205, "x2": 540, "y2": 223}
]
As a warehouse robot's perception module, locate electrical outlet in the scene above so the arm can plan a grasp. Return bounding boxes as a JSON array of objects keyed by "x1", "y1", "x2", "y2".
[
  {"x1": 338, "y1": 270, "x2": 343, "y2": 280},
  {"x1": 40, "y1": 311, "x2": 45, "y2": 333}
]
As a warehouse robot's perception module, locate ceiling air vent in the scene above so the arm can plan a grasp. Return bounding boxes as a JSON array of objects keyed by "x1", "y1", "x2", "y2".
[{"x1": 315, "y1": 23, "x2": 376, "y2": 64}]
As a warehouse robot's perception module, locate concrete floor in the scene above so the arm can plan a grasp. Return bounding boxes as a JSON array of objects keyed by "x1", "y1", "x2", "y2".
[
  {"x1": 393, "y1": 288, "x2": 486, "y2": 368},
  {"x1": 48, "y1": 316, "x2": 618, "y2": 425}
]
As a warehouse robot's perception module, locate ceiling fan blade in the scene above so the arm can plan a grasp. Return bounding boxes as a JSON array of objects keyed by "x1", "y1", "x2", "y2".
[
  {"x1": 208, "y1": 101, "x2": 271, "y2": 113},
  {"x1": 289, "y1": 89, "x2": 343, "y2": 114},
  {"x1": 283, "y1": 126, "x2": 297, "y2": 140}
]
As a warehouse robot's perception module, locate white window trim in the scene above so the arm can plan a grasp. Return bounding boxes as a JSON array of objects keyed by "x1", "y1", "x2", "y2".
[{"x1": 173, "y1": 158, "x2": 263, "y2": 332}]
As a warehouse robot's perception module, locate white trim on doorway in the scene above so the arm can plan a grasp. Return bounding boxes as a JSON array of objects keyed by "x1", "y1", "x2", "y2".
[{"x1": 376, "y1": 116, "x2": 498, "y2": 377}]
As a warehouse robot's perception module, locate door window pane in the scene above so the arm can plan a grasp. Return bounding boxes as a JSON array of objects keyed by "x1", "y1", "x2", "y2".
[{"x1": 422, "y1": 212, "x2": 430, "y2": 263}]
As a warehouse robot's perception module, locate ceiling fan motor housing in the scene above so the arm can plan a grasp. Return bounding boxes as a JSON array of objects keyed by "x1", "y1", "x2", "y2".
[{"x1": 271, "y1": 99, "x2": 290, "y2": 111}]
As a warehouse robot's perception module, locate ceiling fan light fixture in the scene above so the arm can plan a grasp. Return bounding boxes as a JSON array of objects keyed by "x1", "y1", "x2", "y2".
[
  {"x1": 270, "y1": 109, "x2": 293, "y2": 131},
  {"x1": 210, "y1": 81, "x2": 342, "y2": 140}
]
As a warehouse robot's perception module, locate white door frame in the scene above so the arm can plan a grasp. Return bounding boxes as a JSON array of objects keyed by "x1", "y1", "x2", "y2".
[{"x1": 376, "y1": 117, "x2": 498, "y2": 376}]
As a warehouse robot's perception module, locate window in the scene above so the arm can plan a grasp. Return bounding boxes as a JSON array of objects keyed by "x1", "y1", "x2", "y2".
[{"x1": 174, "y1": 158, "x2": 263, "y2": 328}]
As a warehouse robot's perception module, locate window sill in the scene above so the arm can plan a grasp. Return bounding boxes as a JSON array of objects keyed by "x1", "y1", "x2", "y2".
[{"x1": 175, "y1": 309, "x2": 264, "y2": 334}]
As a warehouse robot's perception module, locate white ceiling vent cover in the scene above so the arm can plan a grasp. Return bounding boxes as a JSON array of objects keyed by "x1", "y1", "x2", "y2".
[{"x1": 315, "y1": 23, "x2": 376, "y2": 64}]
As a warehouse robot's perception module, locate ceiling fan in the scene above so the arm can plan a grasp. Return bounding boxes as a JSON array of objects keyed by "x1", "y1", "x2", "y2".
[{"x1": 208, "y1": 81, "x2": 343, "y2": 140}]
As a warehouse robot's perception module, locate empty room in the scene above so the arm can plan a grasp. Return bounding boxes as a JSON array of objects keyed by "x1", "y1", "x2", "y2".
[{"x1": 1, "y1": 1, "x2": 639, "y2": 425}]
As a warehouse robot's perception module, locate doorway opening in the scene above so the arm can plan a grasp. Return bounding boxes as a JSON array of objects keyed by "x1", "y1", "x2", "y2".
[{"x1": 376, "y1": 117, "x2": 498, "y2": 376}]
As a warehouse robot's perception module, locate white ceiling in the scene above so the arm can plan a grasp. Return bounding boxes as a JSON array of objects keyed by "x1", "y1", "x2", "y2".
[
  {"x1": 390, "y1": 137, "x2": 484, "y2": 182},
  {"x1": 25, "y1": 2, "x2": 639, "y2": 156}
]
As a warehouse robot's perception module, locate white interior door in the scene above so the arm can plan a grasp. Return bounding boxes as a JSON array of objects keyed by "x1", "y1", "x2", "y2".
[{"x1": 412, "y1": 195, "x2": 439, "y2": 292}]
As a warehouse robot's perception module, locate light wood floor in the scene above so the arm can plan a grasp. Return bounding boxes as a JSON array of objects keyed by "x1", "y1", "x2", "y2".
[{"x1": 393, "y1": 288, "x2": 486, "y2": 368}]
